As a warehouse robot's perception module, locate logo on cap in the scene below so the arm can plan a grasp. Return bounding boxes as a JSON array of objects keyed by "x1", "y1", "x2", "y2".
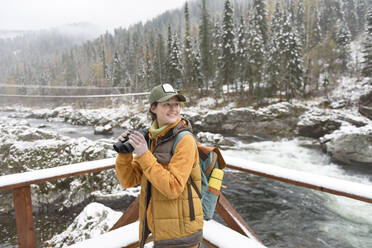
[{"x1": 162, "y1": 84, "x2": 176, "y2": 93}]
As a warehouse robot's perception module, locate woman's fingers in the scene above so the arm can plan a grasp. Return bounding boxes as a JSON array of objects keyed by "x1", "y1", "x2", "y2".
[
  {"x1": 128, "y1": 131, "x2": 148, "y2": 156},
  {"x1": 118, "y1": 130, "x2": 130, "y2": 141}
]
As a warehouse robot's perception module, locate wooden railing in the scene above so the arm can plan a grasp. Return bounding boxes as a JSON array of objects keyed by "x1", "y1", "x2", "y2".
[
  {"x1": 0, "y1": 158, "x2": 116, "y2": 248},
  {"x1": 1, "y1": 157, "x2": 372, "y2": 247}
]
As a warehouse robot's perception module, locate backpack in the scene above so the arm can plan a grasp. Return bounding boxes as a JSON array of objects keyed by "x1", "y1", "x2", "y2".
[{"x1": 172, "y1": 131, "x2": 226, "y2": 220}]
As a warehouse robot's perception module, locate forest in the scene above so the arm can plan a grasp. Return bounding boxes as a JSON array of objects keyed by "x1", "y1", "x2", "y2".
[{"x1": 0, "y1": 0, "x2": 371, "y2": 105}]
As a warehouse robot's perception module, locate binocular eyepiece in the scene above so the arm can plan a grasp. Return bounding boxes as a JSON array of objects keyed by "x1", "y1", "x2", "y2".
[{"x1": 113, "y1": 128, "x2": 149, "y2": 154}]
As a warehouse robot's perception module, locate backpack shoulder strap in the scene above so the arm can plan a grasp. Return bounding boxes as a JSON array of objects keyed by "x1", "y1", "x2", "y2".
[{"x1": 171, "y1": 130, "x2": 193, "y2": 155}]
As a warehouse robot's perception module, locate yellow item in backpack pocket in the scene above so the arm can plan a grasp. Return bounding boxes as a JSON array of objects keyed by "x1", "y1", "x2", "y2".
[{"x1": 208, "y1": 168, "x2": 224, "y2": 191}]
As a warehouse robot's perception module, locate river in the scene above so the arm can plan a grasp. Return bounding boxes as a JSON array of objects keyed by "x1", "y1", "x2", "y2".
[{"x1": 0, "y1": 112, "x2": 371, "y2": 248}]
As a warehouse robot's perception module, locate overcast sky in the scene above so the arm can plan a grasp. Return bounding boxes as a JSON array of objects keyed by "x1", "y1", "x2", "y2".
[{"x1": 0, "y1": 0, "x2": 187, "y2": 31}]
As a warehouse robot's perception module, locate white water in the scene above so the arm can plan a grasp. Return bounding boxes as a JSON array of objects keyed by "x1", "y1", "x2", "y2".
[{"x1": 223, "y1": 139, "x2": 372, "y2": 248}]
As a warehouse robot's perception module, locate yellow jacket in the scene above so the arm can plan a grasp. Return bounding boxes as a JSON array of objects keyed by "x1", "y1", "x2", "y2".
[{"x1": 115, "y1": 118, "x2": 203, "y2": 247}]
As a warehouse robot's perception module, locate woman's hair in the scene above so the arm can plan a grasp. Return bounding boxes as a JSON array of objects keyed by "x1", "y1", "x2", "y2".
[{"x1": 149, "y1": 102, "x2": 158, "y2": 121}]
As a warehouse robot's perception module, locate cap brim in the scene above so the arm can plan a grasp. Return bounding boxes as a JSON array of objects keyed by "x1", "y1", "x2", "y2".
[{"x1": 157, "y1": 93, "x2": 186, "y2": 103}]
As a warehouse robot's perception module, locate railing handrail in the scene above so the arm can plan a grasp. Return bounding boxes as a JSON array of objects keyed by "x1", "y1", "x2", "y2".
[
  {"x1": 1, "y1": 156, "x2": 371, "y2": 203},
  {"x1": 223, "y1": 155, "x2": 372, "y2": 204},
  {"x1": 0, "y1": 158, "x2": 115, "y2": 190}
]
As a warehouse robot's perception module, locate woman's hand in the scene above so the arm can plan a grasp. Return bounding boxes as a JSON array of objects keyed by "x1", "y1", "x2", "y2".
[
  {"x1": 118, "y1": 130, "x2": 131, "y2": 141},
  {"x1": 128, "y1": 131, "x2": 148, "y2": 157}
]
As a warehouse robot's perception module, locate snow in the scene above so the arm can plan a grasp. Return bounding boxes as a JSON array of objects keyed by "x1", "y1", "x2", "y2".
[
  {"x1": 46, "y1": 202, "x2": 124, "y2": 248},
  {"x1": 67, "y1": 221, "x2": 141, "y2": 248},
  {"x1": 65, "y1": 217, "x2": 266, "y2": 248},
  {"x1": 203, "y1": 220, "x2": 266, "y2": 248},
  {"x1": 0, "y1": 157, "x2": 116, "y2": 189},
  {"x1": 222, "y1": 154, "x2": 372, "y2": 202}
]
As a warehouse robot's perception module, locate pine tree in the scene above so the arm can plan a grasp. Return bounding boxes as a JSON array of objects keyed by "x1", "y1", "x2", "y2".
[
  {"x1": 305, "y1": 4, "x2": 322, "y2": 51},
  {"x1": 184, "y1": 2, "x2": 193, "y2": 90},
  {"x1": 252, "y1": 0, "x2": 268, "y2": 46},
  {"x1": 101, "y1": 48, "x2": 108, "y2": 83},
  {"x1": 211, "y1": 18, "x2": 222, "y2": 89},
  {"x1": 246, "y1": 3, "x2": 266, "y2": 99},
  {"x1": 282, "y1": 10, "x2": 304, "y2": 100},
  {"x1": 267, "y1": 0, "x2": 283, "y2": 97},
  {"x1": 297, "y1": 0, "x2": 305, "y2": 46},
  {"x1": 199, "y1": 0, "x2": 213, "y2": 90},
  {"x1": 168, "y1": 33, "x2": 183, "y2": 88},
  {"x1": 236, "y1": 16, "x2": 248, "y2": 94},
  {"x1": 153, "y1": 33, "x2": 166, "y2": 85},
  {"x1": 343, "y1": 0, "x2": 358, "y2": 37},
  {"x1": 165, "y1": 25, "x2": 173, "y2": 83},
  {"x1": 112, "y1": 52, "x2": 124, "y2": 87},
  {"x1": 144, "y1": 44, "x2": 154, "y2": 89},
  {"x1": 356, "y1": 0, "x2": 367, "y2": 33},
  {"x1": 218, "y1": 0, "x2": 236, "y2": 95},
  {"x1": 335, "y1": 16, "x2": 352, "y2": 71},
  {"x1": 191, "y1": 40, "x2": 204, "y2": 95},
  {"x1": 362, "y1": 9, "x2": 372, "y2": 77}
]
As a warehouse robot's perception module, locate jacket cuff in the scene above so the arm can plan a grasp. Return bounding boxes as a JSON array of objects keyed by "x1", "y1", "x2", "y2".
[{"x1": 116, "y1": 153, "x2": 133, "y2": 164}]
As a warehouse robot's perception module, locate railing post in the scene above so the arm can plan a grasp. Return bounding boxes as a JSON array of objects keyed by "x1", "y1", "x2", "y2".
[
  {"x1": 13, "y1": 186, "x2": 36, "y2": 248},
  {"x1": 110, "y1": 197, "x2": 140, "y2": 231}
]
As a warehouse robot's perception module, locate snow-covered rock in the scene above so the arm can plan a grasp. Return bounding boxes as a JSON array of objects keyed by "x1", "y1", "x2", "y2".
[
  {"x1": 321, "y1": 125, "x2": 372, "y2": 166},
  {"x1": 192, "y1": 102, "x2": 306, "y2": 136},
  {"x1": 0, "y1": 117, "x2": 121, "y2": 213},
  {"x1": 359, "y1": 90, "x2": 372, "y2": 120},
  {"x1": 196, "y1": 132, "x2": 234, "y2": 146},
  {"x1": 44, "y1": 202, "x2": 122, "y2": 247},
  {"x1": 94, "y1": 124, "x2": 113, "y2": 135},
  {"x1": 297, "y1": 107, "x2": 369, "y2": 138}
]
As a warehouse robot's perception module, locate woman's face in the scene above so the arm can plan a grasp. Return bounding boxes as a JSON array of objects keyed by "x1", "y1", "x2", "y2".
[{"x1": 151, "y1": 97, "x2": 181, "y2": 127}]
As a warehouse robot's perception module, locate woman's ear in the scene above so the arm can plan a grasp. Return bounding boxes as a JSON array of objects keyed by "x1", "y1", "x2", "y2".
[{"x1": 150, "y1": 105, "x2": 156, "y2": 113}]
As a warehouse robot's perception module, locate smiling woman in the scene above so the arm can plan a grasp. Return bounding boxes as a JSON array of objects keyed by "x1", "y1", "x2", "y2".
[
  {"x1": 115, "y1": 83, "x2": 203, "y2": 248},
  {"x1": 0, "y1": 0, "x2": 187, "y2": 31}
]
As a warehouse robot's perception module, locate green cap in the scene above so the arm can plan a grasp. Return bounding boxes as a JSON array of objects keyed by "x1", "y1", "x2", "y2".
[{"x1": 149, "y1": 84, "x2": 186, "y2": 105}]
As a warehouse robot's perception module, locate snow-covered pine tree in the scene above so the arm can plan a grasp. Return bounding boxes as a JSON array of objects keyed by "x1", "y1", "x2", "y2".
[
  {"x1": 210, "y1": 17, "x2": 222, "y2": 93},
  {"x1": 236, "y1": 16, "x2": 248, "y2": 94},
  {"x1": 282, "y1": 8, "x2": 304, "y2": 100},
  {"x1": 296, "y1": 0, "x2": 305, "y2": 46},
  {"x1": 343, "y1": 0, "x2": 359, "y2": 37},
  {"x1": 246, "y1": 2, "x2": 266, "y2": 100},
  {"x1": 184, "y1": 2, "x2": 193, "y2": 90},
  {"x1": 144, "y1": 44, "x2": 154, "y2": 89},
  {"x1": 356, "y1": 0, "x2": 367, "y2": 33},
  {"x1": 191, "y1": 40, "x2": 204, "y2": 94},
  {"x1": 101, "y1": 48, "x2": 108, "y2": 84},
  {"x1": 168, "y1": 33, "x2": 183, "y2": 88},
  {"x1": 362, "y1": 9, "x2": 372, "y2": 77},
  {"x1": 251, "y1": 0, "x2": 268, "y2": 46},
  {"x1": 335, "y1": 16, "x2": 352, "y2": 71},
  {"x1": 319, "y1": 0, "x2": 342, "y2": 38},
  {"x1": 112, "y1": 52, "x2": 124, "y2": 87},
  {"x1": 165, "y1": 25, "x2": 173, "y2": 83},
  {"x1": 219, "y1": 0, "x2": 236, "y2": 95},
  {"x1": 199, "y1": 0, "x2": 213, "y2": 89},
  {"x1": 153, "y1": 33, "x2": 166, "y2": 85},
  {"x1": 305, "y1": 4, "x2": 322, "y2": 51},
  {"x1": 267, "y1": 0, "x2": 283, "y2": 97}
]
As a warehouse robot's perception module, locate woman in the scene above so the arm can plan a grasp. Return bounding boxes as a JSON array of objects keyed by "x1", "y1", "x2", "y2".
[{"x1": 115, "y1": 83, "x2": 203, "y2": 248}]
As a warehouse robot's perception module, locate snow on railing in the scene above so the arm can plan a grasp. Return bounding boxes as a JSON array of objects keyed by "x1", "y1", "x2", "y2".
[
  {"x1": 0, "y1": 158, "x2": 116, "y2": 190},
  {"x1": 223, "y1": 154, "x2": 372, "y2": 204}
]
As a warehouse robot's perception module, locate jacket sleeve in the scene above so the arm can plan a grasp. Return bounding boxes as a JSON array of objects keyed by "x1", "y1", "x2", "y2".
[
  {"x1": 115, "y1": 153, "x2": 143, "y2": 188},
  {"x1": 136, "y1": 133, "x2": 197, "y2": 199}
]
